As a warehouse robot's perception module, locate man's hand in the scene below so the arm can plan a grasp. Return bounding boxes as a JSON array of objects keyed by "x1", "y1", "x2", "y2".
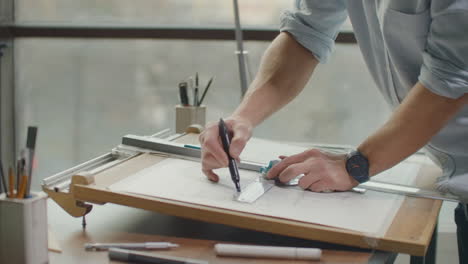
[
  {"x1": 199, "y1": 117, "x2": 253, "y2": 182},
  {"x1": 266, "y1": 149, "x2": 359, "y2": 192}
]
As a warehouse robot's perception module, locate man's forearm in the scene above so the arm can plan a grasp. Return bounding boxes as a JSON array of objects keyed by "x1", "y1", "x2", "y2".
[
  {"x1": 359, "y1": 82, "x2": 468, "y2": 176},
  {"x1": 232, "y1": 32, "x2": 318, "y2": 126}
]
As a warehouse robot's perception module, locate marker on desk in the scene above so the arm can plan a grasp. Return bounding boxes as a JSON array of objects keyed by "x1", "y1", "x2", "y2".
[
  {"x1": 198, "y1": 77, "x2": 213, "y2": 106},
  {"x1": 108, "y1": 248, "x2": 208, "y2": 264},
  {"x1": 85, "y1": 242, "x2": 179, "y2": 251},
  {"x1": 214, "y1": 243, "x2": 322, "y2": 260},
  {"x1": 218, "y1": 118, "x2": 241, "y2": 193}
]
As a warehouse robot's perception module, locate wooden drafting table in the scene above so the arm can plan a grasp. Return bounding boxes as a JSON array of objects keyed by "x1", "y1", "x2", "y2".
[{"x1": 42, "y1": 131, "x2": 443, "y2": 259}]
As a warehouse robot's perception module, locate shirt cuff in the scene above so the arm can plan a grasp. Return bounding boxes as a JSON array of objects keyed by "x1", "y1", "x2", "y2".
[
  {"x1": 419, "y1": 52, "x2": 468, "y2": 99},
  {"x1": 279, "y1": 11, "x2": 335, "y2": 63}
]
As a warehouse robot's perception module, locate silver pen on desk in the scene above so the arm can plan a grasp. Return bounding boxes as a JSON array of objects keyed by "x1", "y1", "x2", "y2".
[{"x1": 85, "y1": 242, "x2": 179, "y2": 251}]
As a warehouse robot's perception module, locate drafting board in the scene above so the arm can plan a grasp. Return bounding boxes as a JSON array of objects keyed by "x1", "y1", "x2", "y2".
[
  {"x1": 45, "y1": 133, "x2": 442, "y2": 256},
  {"x1": 110, "y1": 157, "x2": 420, "y2": 236}
]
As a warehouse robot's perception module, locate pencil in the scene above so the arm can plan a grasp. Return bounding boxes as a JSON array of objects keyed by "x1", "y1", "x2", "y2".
[
  {"x1": 16, "y1": 159, "x2": 20, "y2": 190},
  {"x1": 8, "y1": 166, "x2": 15, "y2": 198},
  {"x1": 17, "y1": 175, "x2": 28, "y2": 199}
]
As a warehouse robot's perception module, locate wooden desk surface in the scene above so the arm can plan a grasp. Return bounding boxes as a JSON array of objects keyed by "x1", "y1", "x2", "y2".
[{"x1": 48, "y1": 200, "x2": 382, "y2": 263}]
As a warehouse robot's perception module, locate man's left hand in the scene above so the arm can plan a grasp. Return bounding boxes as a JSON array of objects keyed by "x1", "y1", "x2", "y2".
[{"x1": 266, "y1": 149, "x2": 359, "y2": 192}]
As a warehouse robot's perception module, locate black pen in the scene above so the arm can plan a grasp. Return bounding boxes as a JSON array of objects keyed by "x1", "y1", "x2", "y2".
[
  {"x1": 218, "y1": 118, "x2": 241, "y2": 193},
  {"x1": 198, "y1": 77, "x2": 213, "y2": 106},
  {"x1": 194, "y1": 72, "x2": 199, "y2": 106}
]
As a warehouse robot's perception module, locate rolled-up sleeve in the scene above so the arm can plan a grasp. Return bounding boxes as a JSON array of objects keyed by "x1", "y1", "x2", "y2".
[
  {"x1": 279, "y1": 0, "x2": 348, "y2": 63},
  {"x1": 419, "y1": 2, "x2": 468, "y2": 99}
]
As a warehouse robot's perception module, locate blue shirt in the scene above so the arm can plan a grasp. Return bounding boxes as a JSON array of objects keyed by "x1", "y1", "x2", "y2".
[{"x1": 279, "y1": 0, "x2": 468, "y2": 179}]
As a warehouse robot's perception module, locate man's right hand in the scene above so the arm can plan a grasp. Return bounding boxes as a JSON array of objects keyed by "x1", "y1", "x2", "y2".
[
  {"x1": 198, "y1": 33, "x2": 317, "y2": 182},
  {"x1": 199, "y1": 117, "x2": 253, "y2": 182}
]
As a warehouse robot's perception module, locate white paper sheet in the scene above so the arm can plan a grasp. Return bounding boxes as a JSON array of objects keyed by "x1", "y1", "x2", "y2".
[
  {"x1": 109, "y1": 157, "x2": 420, "y2": 236},
  {"x1": 240, "y1": 138, "x2": 308, "y2": 164}
]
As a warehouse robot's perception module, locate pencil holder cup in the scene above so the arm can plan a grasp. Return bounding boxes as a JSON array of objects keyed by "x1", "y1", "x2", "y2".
[
  {"x1": 0, "y1": 192, "x2": 48, "y2": 264},
  {"x1": 175, "y1": 105, "x2": 206, "y2": 133}
]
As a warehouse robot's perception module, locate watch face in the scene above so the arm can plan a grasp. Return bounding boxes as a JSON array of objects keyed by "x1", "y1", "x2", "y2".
[{"x1": 346, "y1": 152, "x2": 369, "y2": 183}]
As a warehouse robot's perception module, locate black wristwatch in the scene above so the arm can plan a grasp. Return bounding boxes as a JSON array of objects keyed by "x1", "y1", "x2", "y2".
[{"x1": 345, "y1": 150, "x2": 370, "y2": 183}]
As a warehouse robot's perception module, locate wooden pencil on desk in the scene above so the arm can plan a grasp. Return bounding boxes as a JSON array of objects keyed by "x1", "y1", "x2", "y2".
[
  {"x1": 16, "y1": 175, "x2": 28, "y2": 199},
  {"x1": 8, "y1": 166, "x2": 15, "y2": 198}
]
